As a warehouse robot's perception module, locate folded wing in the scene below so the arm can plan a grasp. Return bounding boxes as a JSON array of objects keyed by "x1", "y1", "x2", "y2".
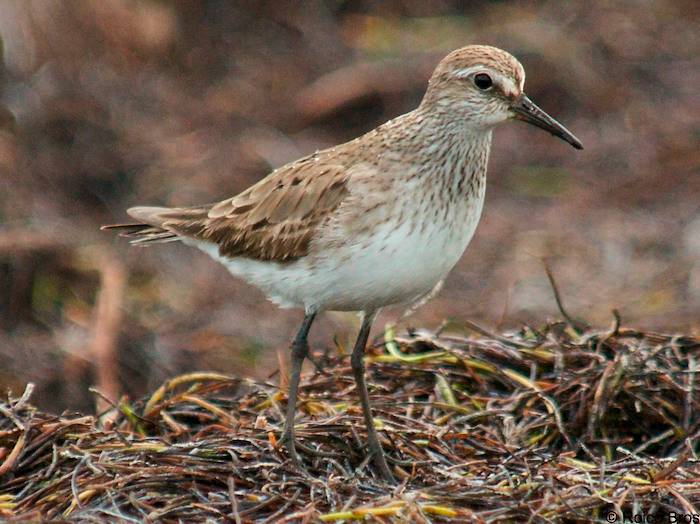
[{"x1": 103, "y1": 154, "x2": 350, "y2": 263}]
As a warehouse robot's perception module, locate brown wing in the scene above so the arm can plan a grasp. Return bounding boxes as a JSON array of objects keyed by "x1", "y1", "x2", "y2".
[{"x1": 165, "y1": 155, "x2": 350, "y2": 262}]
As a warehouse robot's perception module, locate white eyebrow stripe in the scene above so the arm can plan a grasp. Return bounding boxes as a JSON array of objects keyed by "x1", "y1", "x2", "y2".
[{"x1": 452, "y1": 65, "x2": 485, "y2": 79}]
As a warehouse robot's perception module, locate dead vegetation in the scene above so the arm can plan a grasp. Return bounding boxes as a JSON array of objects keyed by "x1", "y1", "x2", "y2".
[{"x1": 1, "y1": 320, "x2": 699, "y2": 522}]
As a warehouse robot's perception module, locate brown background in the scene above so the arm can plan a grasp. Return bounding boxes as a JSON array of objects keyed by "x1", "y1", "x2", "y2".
[{"x1": 1, "y1": 1, "x2": 698, "y2": 412}]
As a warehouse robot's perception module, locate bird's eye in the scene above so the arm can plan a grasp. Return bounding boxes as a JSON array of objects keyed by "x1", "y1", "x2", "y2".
[{"x1": 473, "y1": 73, "x2": 493, "y2": 90}]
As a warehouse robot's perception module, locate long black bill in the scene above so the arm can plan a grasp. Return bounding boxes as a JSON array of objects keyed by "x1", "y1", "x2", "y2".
[{"x1": 511, "y1": 95, "x2": 583, "y2": 150}]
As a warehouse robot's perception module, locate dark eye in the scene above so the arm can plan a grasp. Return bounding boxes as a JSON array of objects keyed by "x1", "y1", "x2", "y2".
[{"x1": 473, "y1": 73, "x2": 493, "y2": 90}]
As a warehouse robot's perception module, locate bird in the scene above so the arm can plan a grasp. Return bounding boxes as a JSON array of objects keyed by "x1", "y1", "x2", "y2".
[{"x1": 104, "y1": 45, "x2": 582, "y2": 483}]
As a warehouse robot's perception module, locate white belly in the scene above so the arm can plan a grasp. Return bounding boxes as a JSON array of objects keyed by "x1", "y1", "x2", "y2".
[{"x1": 192, "y1": 188, "x2": 486, "y2": 313}]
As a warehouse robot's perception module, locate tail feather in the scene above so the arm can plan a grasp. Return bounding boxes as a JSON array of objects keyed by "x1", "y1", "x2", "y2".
[
  {"x1": 101, "y1": 206, "x2": 208, "y2": 246},
  {"x1": 101, "y1": 222, "x2": 179, "y2": 245},
  {"x1": 129, "y1": 230, "x2": 181, "y2": 245},
  {"x1": 126, "y1": 206, "x2": 175, "y2": 224}
]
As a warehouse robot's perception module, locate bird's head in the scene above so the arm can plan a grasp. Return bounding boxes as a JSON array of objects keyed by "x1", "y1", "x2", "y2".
[{"x1": 422, "y1": 45, "x2": 582, "y2": 149}]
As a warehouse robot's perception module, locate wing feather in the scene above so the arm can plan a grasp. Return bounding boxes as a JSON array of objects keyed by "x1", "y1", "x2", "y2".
[{"x1": 166, "y1": 155, "x2": 350, "y2": 261}]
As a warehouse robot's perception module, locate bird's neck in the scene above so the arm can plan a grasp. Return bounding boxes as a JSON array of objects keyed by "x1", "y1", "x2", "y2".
[{"x1": 389, "y1": 110, "x2": 493, "y2": 198}]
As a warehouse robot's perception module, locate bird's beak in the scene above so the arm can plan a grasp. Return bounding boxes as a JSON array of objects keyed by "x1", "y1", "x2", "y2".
[{"x1": 511, "y1": 94, "x2": 583, "y2": 150}]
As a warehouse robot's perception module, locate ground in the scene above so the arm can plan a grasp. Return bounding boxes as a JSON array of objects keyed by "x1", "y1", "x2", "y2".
[{"x1": 1, "y1": 320, "x2": 698, "y2": 522}]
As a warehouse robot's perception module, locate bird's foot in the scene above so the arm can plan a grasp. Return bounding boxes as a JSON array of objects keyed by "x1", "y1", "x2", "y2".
[
  {"x1": 373, "y1": 453, "x2": 397, "y2": 485},
  {"x1": 366, "y1": 442, "x2": 396, "y2": 485},
  {"x1": 279, "y1": 430, "x2": 305, "y2": 469}
]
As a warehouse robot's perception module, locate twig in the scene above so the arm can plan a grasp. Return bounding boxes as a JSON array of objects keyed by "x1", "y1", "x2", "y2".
[
  {"x1": 543, "y1": 261, "x2": 587, "y2": 333},
  {"x1": 228, "y1": 476, "x2": 242, "y2": 524}
]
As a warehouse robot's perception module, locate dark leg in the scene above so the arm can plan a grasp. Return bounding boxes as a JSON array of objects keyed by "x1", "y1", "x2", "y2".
[
  {"x1": 350, "y1": 310, "x2": 395, "y2": 483},
  {"x1": 280, "y1": 309, "x2": 317, "y2": 468}
]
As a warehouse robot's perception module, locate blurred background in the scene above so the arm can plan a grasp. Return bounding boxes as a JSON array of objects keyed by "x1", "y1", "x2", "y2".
[{"x1": 1, "y1": 1, "x2": 698, "y2": 413}]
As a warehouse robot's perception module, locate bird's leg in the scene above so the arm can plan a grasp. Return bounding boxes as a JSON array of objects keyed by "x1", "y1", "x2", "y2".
[
  {"x1": 280, "y1": 309, "x2": 317, "y2": 469},
  {"x1": 350, "y1": 310, "x2": 395, "y2": 483}
]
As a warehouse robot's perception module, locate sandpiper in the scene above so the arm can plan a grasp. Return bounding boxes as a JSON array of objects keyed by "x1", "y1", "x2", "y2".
[{"x1": 104, "y1": 45, "x2": 582, "y2": 482}]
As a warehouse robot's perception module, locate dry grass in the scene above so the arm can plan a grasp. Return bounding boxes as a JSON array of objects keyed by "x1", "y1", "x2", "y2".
[{"x1": 1, "y1": 319, "x2": 699, "y2": 522}]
